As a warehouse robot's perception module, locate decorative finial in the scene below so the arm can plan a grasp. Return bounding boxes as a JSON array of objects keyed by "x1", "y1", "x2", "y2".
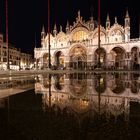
[
  {"x1": 66, "y1": 20, "x2": 69, "y2": 28},
  {"x1": 54, "y1": 23, "x2": 57, "y2": 30},
  {"x1": 66, "y1": 20, "x2": 69, "y2": 32},
  {"x1": 42, "y1": 25, "x2": 45, "y2": 33},
  {"x1": 53, "y1": 23, "x2": 57, "y2": 36},
  {"x1": 106, "y1": 13, "x2": 110, "y2": 21},
  {"x1": 125, "y1": 8, "x2": 129, "y2": 18},
  {"x1": 60, "y1": 25, "x2": 62, "y2": 32},
  {"x1": 115, "y1": 17, "x2": 117, "y2": 24},
  {"x1": 78, "y1": 10, "x2": 81, "y2": 20}
]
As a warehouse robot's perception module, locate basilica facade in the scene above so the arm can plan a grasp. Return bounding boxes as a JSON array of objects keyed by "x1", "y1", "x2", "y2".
[{"x1": 34, "y1": 10, "x2": 140, "y2": 70}]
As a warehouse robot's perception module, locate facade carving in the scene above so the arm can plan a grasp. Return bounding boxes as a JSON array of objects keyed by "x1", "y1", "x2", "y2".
[{"x1": 34, "y1": 10, "x2": 140, "y2": 70}]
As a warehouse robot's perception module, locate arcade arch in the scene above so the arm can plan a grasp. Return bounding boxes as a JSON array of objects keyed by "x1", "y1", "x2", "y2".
[
  {"x1": 54, "y1": 51, "x2": 64, "y2": 69},
  {"x1": 110, "y1": 47, "x2": 125, "y2": 69},
  {"x1": 69, "y1": 45, "x2": 87, "y2": 70}
]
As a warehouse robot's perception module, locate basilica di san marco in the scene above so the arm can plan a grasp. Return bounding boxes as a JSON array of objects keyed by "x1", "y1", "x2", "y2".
[{"x1": 34, "y1": 10, "x2": 140, "y2": 70}]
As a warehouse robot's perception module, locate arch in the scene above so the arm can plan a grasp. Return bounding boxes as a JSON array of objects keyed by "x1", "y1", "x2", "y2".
[
  {"x1": 69, "y1": 45, "x2": 87, "y2": 70},
  {"x1": 109, "y1": 25, "x2": 125, "y2": 43},
  {"x1": 92, "y1": 26, "x2": 106, "y2": 37},
  {"x1": 109, "y1": 47, "x2": 125, "y2": 69},
  {"x1": 53, "y1": 74, "x2": 64, "y2": 91},
  {"x1": 94, "y1": 47, "x2": 106, "y2": 68},
  {"x1": 109, "y1": 25, "x2": 124, "y2": 35},
  {"x1": 131, "y1": 46, "x2": 139, "y2": 52},
  {"x1": 92, "y1": 27, "x2": 106, "y2": 44},
  {"x1": 69, "y1": 74, "x2": 87, "y2": 98},
  {"x1": 131, "y1": 81, "x2": 139, "y2": 94},
  {"x1": 94, "y1": 74, "x2": 106, "y2": 94},
  {"x1": 110, "y1": 73, "x2": 125, "y2": 94},
  {"x1": 111, "y1": 79, "x2": 125, "y2": 94},
  {"x1": 56, "y1": 31, "x2": 66, "y2": 42},
  {"x1": 131, "y1": 46, "x2": 139, "y2": 70},
  {"x1": 42, "y1": 53, "x2": 49, "y2": 69},
  {"x1": 69, "y1": 98, "x2": 90, "y2": 114},
  {"x1": 54, "y1": 51, "x2": 64, "y2": 69},
  {"x1": 71, "y1": 26, "x2": 89, "y2": 35},
  {"x1": 72, "y1": 30, "x2": 88, "y2": 42},
  {"x1": 42, "y1": 75, "x2": 51, "y2": 89}
]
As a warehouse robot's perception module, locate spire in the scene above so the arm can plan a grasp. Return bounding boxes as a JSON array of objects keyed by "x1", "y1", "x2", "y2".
[
  {"x1": 106, "y1": 13, "x2": 110, "y2": 21},
  {"x1": 78, "y1": 10, "x2": 81, "y2": 19},
  {"x1": 76, "y1": 10, "x2": 82, "y2": 22},
  {"x1": 60, "y1": 25, "x2": 62, "y2": 32},
  {"x1": 54, "y1": 23, "x2": 57, "y2": 30},
  {"x1": 41, "y1": 25, "x2": 45, "y2": 39},
  {"x1": 66, "y1": 20, "x2": 69, "y2": 33},
  {"x1": 124, "y1": 8, "x2": 130, "y2": 42},
  {"x1": 106, "y1": 13, "x2": 110, "y2": 29},
  {"x1": 115, "y1": 17, "x2": 117, "y2": 24},
  {"x1": 66, "y1": 20, "x2": 69, "y2": 28},
  {"x1": 53, "y1": 23, "x2": 57, "y2": 36},
  {"x1": 125, "y1": 8, "x2": 130, "y2": 27},
  {"x1": 42, "y1": 25, "x2": 45, "y2": 33},
  {"x1": 125, "y1": 8, "x2": 129, "y2": 18}
]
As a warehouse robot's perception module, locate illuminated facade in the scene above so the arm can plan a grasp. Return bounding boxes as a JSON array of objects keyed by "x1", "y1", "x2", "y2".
[
  {"x1": 35, "y1": 10, "x2": 140, "y2": 70},
  {"x1": 0, "y1": 33, "x2": 33, "y2": 70},
  {"x1": 35, "y1": 73, "x2": 140, "y2": 121}
]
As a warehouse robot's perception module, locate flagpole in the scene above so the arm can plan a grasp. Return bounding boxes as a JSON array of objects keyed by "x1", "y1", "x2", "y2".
[
  {"x1": 6, "y1": 0, "x2": 9, "y2": 70},
  {"x1": 98, "y1": 0, "x2": 101, "y2": 68},
  {"x1": 48, "y1": 0, "x2": 51, "y2": 69},
  {"x1": 98, "y1": 0, "x2": 101, "y2": 118}
]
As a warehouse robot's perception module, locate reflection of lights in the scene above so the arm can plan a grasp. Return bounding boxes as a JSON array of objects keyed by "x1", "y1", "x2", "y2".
[
  {"x1": 100, "y1": 78, "x2": 103, "y2": 84},
  {"x1": 100, "y1": 58, "x2": 103, "y2": 63},
  {"x1": 9, "y1": 77, "x2": 12, "y2": 81},
  {"x1": 82, "y1": 100, "x2": 89, "y2": 106}
]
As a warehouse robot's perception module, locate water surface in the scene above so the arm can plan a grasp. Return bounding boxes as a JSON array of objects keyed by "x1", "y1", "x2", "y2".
[{"x1": 0, "y1": 73, "x2": 140, "y2": 140}]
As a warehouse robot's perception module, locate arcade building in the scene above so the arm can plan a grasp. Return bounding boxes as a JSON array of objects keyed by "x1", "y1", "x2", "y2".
[{"x1": 34, "y1": 10, "x2": 140, "y2": 70}]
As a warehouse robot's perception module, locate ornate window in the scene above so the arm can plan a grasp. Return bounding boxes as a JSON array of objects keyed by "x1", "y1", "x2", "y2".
[{"x1": 72, "y1": 31, "x2": 88, "y2": 41}]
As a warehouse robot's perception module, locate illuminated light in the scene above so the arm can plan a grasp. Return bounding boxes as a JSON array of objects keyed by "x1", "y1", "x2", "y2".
[
  {"x1": 100, "y1": 57, "x2": 103, "y2": 63},
  {"x1": 72, "y1": 31, "x2": 88, "y2": 41},
  {"x1": 100, "y1": 78, "x2": 104, "y2": 84}
]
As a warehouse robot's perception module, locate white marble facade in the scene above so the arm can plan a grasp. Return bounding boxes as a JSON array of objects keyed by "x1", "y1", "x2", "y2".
[{"x1": 34, "y1": 10, "x2": 140, "y2": 70}]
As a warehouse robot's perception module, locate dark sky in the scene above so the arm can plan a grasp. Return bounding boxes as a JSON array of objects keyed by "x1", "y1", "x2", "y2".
[{"x1": 0, "y1": 0, "x2": 139, "y2": 55}]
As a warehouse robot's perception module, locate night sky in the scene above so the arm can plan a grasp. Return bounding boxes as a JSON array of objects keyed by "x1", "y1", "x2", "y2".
[{"x1": 0, "y1": 0, "x2": 139, "y2": 55}]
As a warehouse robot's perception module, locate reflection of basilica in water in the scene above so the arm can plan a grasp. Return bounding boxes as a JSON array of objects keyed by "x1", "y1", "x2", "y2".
[
  {"x1": 35, "y1": 10, "x2": 140, "y2": 70},
  {"x1": 35, "y1": 73, "x2": 140, "y2": 121}
]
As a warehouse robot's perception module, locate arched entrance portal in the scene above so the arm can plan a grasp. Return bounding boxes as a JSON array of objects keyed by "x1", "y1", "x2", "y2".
[
  {"x1": 131, "y1": 47, "x2": 139, "y2": 70},
  {"x1": 69, "y1": 46, "x2": 87, "y2": 70},
  {"x1": 94, "y1": 48, "x2": 106, "y2": 68},
  {"x1": 42, "y1": 53, "x2": 49, "y2": 69},
  {"x1": 111, "y1": 47, "x2": 125, "y2": 69},
  {"x1": 54, "y1": 51, "x2": 64, "y2": 69}
]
